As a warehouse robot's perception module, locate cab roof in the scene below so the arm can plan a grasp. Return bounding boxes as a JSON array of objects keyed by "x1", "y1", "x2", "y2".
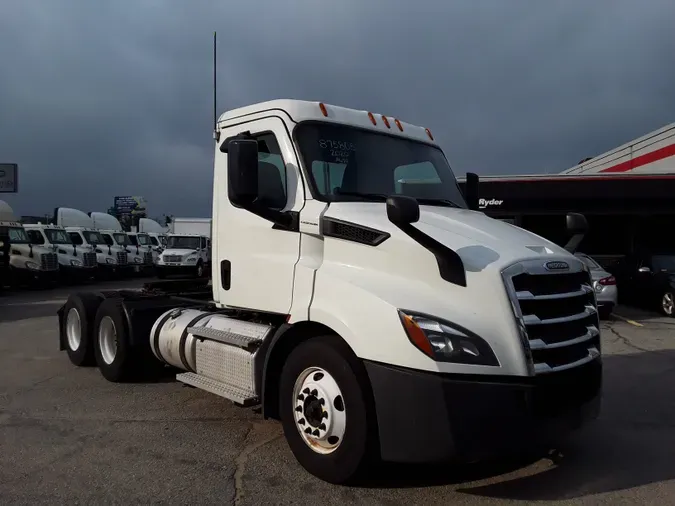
[{"x1": 217, "y1": 99, "x2": 438, "y2": 146}]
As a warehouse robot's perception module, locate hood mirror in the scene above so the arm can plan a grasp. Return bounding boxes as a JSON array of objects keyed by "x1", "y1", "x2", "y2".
[
  {"x1": 563, "y1": 212, "x2": 588, "y2": 254},
  {"x1": 386, "y1": 195, "x2": 420, "y2": 225}
]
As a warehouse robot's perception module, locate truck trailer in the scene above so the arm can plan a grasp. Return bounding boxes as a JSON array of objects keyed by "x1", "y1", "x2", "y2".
[{"x1": 57, "y1": 99, "x2": 602, "y2": 484}]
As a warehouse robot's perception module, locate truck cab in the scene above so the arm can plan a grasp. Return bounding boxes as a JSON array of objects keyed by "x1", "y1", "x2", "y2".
[
  {"x1": 127, "y1": 232, "x2": 155, "y2": 270},
  {"x1": 57, "y1": 100, "x2": 601, "y2": 485},
  {"x1": 90, "y1": 212, "x2": 149, "y2": 274},
  {"x1": 55, "y1": 207, "x2": 126, "y2": 277},
  {"x1": 155, "y1": 233, "x2": 210, "y2": 278},
  {"x1": 24, "y1": 223, "x2": 98, "y2": 281},
  {"x1": 0, "y1": 200, "x2": 59, "y2": 286}
]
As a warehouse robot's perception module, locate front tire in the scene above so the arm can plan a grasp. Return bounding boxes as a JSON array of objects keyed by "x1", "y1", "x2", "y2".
[
  {"x1": 279, "y1": 335, "x2": 377, "y2": 484},
  {"x1": 195, "y1": 261, "x2": 204, "y2": 278}
]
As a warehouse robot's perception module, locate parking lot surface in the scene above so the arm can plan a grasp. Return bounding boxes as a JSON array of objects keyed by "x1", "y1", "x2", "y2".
[{"x1": 1, "y1": 280, "x2": 675, "y2": 505}]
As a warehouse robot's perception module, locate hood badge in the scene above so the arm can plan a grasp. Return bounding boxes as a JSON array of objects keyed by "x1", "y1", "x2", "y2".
[{"x1": 544, "y1": 260, "x2": 569, "y2": 271}]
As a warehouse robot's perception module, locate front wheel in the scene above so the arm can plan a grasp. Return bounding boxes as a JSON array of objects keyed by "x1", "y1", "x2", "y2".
[
  {"x1": 279, "y1": 335, "x2": 377, "y2": 484},
  {"x1": 195, "y1": 261, "x2": 204, "y2": 278}
]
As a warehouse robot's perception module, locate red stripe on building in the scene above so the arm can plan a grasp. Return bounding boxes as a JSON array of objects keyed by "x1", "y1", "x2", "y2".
[{"x1": 599, "y1": 143, "x2": 675, "y2": 173}]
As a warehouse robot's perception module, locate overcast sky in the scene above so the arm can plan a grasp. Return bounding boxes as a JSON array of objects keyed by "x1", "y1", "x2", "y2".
[{"x1": 1, "y1": 0, "x2": 673, "y2": 218}]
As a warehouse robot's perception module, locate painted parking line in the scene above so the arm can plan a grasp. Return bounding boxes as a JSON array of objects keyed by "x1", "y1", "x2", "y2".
[{"x1": 611, "y1": 312, "x2": 644, "y2": 327}]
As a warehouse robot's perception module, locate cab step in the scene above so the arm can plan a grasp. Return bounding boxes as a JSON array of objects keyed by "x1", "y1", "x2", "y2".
[
  {"x1": 176, "y1": 372, "x2": 258, "y2": 406},
  {"x1": 174, "y1": 317, "x2": 274, "y2": 406}
]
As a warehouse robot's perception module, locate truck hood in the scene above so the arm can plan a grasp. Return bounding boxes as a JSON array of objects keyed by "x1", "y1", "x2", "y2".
[{"x1": 325, "y1": 202, "x2": 571, "y2": 272}]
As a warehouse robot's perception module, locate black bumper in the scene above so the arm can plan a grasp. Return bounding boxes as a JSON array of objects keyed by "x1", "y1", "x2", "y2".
[
  {"x1": 61, "y1": 265, "x2": 97, "y2": 278},
  {"x1": 364, "y1": 358, "x2": 602, "y2": 464},
  {"x1": 156, "y1": 265, "x2": 196, "y2": 277}
]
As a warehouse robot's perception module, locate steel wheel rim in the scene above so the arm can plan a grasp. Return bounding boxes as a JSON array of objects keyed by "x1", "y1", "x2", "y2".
[
  {"x1": 663, "y1": 293, "x2": 674, "y2": 315},
  {"x1": 197, "y1": 264, "x2": 203, "y2": 277},
  {"x1": 292, "y1": 366, "x2": 346, "y2": 455},
  {"x1": 98, "y1": 316, "x2": 118, "y2": 365},
  {"x1": 66, "y1": 308, "x2": 81, "y2": 351}
]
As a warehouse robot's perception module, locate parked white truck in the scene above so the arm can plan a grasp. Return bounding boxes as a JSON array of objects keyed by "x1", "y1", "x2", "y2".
[
  {"x1": 24, "y1": 223, "x2": 98, "y2": 281},
  {"x1": 55, "y1": 207, "x2": 129, "y2": 277},
  {"x1": 157, "y1": 217, "x2": 211, "y2": 278},
  {"x1": 0, "y1": 200, "x2": 59, "y2": 286},
  {"x1": 57, "y1": 100, "x2": 602, "y2": 484},
  {"x1": 90, "y1": 212, "x2": 153, "y2": 274},
  {"x1": 138, "y1": 218, "x2": 168, "y2": 261}
]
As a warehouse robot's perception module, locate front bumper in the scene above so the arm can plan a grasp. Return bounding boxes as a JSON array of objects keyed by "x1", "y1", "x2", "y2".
[
  {"x1": 364, "y1": 358, "x2": 602, "y2": 464},
  {"x1": 156, "y1": 264, "x2": 197, "y2": 276}
]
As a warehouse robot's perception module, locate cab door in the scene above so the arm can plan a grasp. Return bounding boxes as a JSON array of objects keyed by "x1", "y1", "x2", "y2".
[{"x1": 213, "y1": 115, "x2": 304, "y2": 314}]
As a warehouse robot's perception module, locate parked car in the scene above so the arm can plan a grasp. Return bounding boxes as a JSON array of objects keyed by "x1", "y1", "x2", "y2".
[
  {"x1": 575, "y1": 252, "x2": 618, "y2": 319},
  {"x1": 611, "y1": 252, "x2": 675, "y2": 317}
]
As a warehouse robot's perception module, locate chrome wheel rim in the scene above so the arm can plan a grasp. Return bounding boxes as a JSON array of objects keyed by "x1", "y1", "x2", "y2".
[
  {"x1": 663, "y1": 293, "x2": 674, "y2": 315},
  {"x1": 98, "y1": 316, "x2": 118, "y2": 365},
  {"x1": 292, "y1": 367, "x2": 346, "y2": 455},
  {"x1": 66, "y1": 308, "x2": 81, "y2": 351}
]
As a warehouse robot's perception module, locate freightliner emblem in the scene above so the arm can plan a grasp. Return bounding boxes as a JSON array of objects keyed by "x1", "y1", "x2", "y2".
[{"x1": 544, "y1": 261, "x2": 569, "y2": 271}]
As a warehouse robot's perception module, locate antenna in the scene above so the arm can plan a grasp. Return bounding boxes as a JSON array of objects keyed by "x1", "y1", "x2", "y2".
[{"x1": 213, "y1": 31, "x2": 219, "y2": 141}]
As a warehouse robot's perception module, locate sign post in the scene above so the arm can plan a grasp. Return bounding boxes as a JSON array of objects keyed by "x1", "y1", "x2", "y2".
[{"x1": 0, "y1": 164, "x2": 18, "y2": 193}]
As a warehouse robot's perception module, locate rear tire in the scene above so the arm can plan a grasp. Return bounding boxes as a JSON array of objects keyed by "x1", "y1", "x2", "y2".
[
  {"x1": 62, "y1": 292, "x2": 104, "y2": 366},
  {"x1": 279, "y1": 335, "x2": 378, "y2": 484},
  {"x1": 93, "y1": 298, "x2": 137, "y2": 382}
]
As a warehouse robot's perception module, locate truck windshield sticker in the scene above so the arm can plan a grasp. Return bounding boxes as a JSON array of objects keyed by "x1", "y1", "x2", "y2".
[{"x1": 318, "y1": 139, "x2": 356, "y2": 165}]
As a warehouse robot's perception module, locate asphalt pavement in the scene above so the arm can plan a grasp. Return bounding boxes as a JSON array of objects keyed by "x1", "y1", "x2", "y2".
[{"x1": 1, "y1": 280, "x2": 675, "y2": 505}]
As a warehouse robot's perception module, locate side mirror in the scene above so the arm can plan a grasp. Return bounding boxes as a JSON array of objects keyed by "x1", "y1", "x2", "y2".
[
  {"x1": 638, "y1": 266, "x2": 651, "y2": 274},
  {"x1": 566, "y1": 212, "x2": 588, "y2": 236},
  {"x1": 464, "y1": 172, "x2": 480, "y2": 211},
  {"x1": 386, "y1": 195, "x2": 420, "y2": 225},
  {"x1": 563, "y1": 212, "x2": 588, "y2": 254},
  {"x1": 228, "y1": 139, "x2": 259, "y2": 207}
]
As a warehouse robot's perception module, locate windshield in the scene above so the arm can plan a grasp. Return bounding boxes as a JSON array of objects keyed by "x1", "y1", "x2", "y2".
[
  {"x1": 113, "y1": 233, "x2": 130, "y2": 245},
  {"x1": 83, "y1": 231, "x2": 104, "y2": 245},
  {"x1": 136, "y1": 233, "x2": 149, "y2": 245},
  {"x1": 1, "y1": 226, "x2": 30, "y2": 244},
  {"x1": 167, "y1": 236, "x2": 200, "y2": 250},
  {"x1": 652, "y1": 255, "x2": 675, "y2": 272},
  {"x1": 45, "y1": 229, "x2": 71, "y2": 244},
  {"x1": 577, "y1": 254, "x2": 601, "y2": 270},
  {"x1": 294, "y1": 122, "x2": 467, "y2": 207}
]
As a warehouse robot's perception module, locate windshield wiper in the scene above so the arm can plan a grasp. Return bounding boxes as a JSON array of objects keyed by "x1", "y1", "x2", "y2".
[
  {"x1": 415, "y1": 198, "x2": 462, "y2": 208},
  {"x1": 334, "y1": 191, "x2": 388, "y2": 202}
]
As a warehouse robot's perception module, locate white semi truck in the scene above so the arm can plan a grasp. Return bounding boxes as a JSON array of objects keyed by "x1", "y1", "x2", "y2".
[
  {"x1": 55, "y1": 207, "x2": 128, "y2": 277},
  {"x1": 138, "y1": 218, "x2": 168, "y2": 261},
  {"x1": 0, "y1": 200, "x2": 59, "y2": 286},
  {"x1": 158, "y1": 217, "x2": 212, "y2": 278},
  {"x1": 24, "y1": 223, "x2": 98, "y2": 281},
  {"x1": 57, "y1": 100, "x2": 602, "y2": 484},
  {"x1": 90, "y1": 212, "x2": 153, "y2": 274}
]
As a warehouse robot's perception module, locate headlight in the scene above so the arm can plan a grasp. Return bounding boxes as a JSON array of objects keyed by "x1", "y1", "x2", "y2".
[
  {"x1": 134, "y1": 257, "x2": 142, "y2": 263},
  {"x1": 186, "y1": 256, "x2": 197, "y2": 263},
  {"x1": 106, "y1": 257, "x2": 116, "y2": 264},
  {"x1": 25, "y1": 261, "x2": 41, "y2": 270},
  {"x1": 70, "y1": 259, "x2": 82, "y2": 267},
  {"x1": 398, "y1": 310, "x2": 499, "y2": 366}
]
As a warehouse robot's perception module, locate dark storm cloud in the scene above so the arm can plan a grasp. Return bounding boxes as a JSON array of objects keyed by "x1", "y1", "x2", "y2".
[{"x1": 1, "y1": 0, "x2": 674, "y2": 217}]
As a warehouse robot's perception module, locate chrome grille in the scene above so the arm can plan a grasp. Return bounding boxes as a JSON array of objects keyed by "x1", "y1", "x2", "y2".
[
  {"x1": 41, "y1": 253, "x2": 59, "y2": 271},
  {"x1": 164, "y1": 255, "x2": 182, "y2": 263},
  {"x1": 117, "y1": 251, "x2": 128, "y2": 265},
  {"x1": 83, "y1": 252, "x2": 97, "y2": 267},
  {"x1": 143, "y1": 251, "x2": 153, "y2": 265},
  {"x1": 502, "y1": 258, "x2": 600, "y2": 375}
]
